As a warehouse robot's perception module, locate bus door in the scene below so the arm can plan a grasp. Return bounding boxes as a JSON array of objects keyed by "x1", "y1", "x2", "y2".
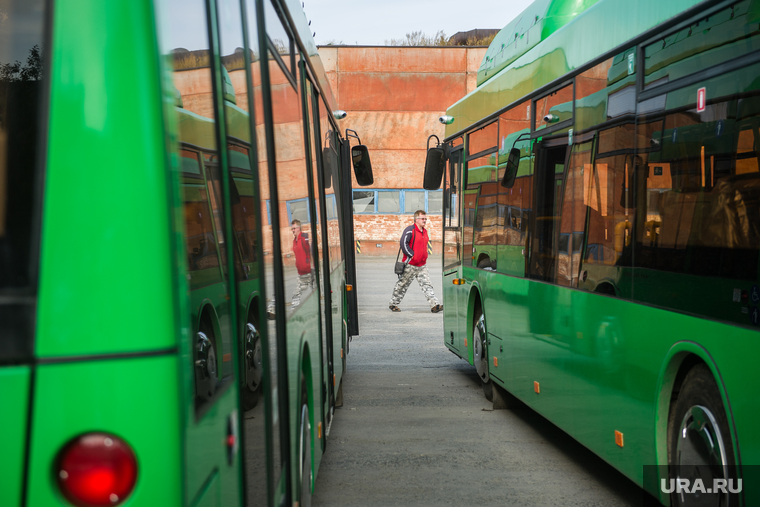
[
  {"x1": 340, "y1": 137, "x2": 360, "y2": 339},
  {"x1": 443, "y1": 142, "x2": 463, "y2": 351},
  {"x1": 526, "y1": 136, "x2": 569, "y2": 354},
  {"x1": 303, "y1": 75, "x2": 337, "y2": 432},
  {"x1": 528, "y1": 137, "x2": 569, "y2": 283},
  {"x1": 158, "y1": 0, "x2": 244, "y2": 504}
]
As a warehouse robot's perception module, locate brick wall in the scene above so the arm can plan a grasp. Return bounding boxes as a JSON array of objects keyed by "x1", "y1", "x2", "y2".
[{"x1": 319, "y1": 46, "x2": 487, "y2": 256}]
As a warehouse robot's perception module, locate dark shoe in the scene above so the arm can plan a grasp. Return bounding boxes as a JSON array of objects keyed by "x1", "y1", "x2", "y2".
[
  {"x1": 431, "y1": 304, "x2": 443, "y2": 313},
  {"x1": 389, "y1": 305, "x2": 401, "y2": 312}
]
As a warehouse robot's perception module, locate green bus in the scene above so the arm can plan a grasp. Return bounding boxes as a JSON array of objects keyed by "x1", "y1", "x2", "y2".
[
  {"x1": 424, "y1": 0, "x2": 760, "y2": 504},
  {"x1": 0, "y1": 0, "x2": 372, "y2": 505}
]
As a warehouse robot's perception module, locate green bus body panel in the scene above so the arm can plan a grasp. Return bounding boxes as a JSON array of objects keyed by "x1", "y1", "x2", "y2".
[
  {"x1": 190, "y1": 470, "x2": 220, "y2": 507},
  {"x1": 281, "y1": 263, "x2": 346, "y2": 495},
  {"x1": 184, "y1": 383, "x2": 240, "y2": 506},
  {"x1": 285, "y1": 292, "x2": 323, "y2": 493},
  {"x1": 26, "y1": 356, "x2": 182, "y2": 506},
  {"x1": 0, "y1": 367, "x2": 30, "y2": 507},
  {"x1": 38, "y1": 0, "x2": 176, "y2": 357},
  {"x1": 444, "y1": 265, "x2": 760, "y2": 498},
  {"x1": 447, "y1": 0, "x2": 703, "y2": 137}
]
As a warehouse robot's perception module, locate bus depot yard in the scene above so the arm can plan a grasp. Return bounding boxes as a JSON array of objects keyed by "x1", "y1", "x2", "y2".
[
  {"x1": 4, "y1": 0, "x2": 760, "y2": 505},
  {"x1": 313, "y1": 256, "x2": 653, "y2": 506}
]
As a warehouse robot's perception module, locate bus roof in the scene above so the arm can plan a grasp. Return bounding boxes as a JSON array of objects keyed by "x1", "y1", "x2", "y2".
[
  {"x1": 445, "y1": 0, "x2": 704, "y2": 138},
  {"x1": 477, "y1": 0, "x2": 601, "y2": 87}
]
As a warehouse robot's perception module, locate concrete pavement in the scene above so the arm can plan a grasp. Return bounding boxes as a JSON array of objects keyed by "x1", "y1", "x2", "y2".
[{"x1": 313, "y1": 255, "x2": 651, "y2": 506}]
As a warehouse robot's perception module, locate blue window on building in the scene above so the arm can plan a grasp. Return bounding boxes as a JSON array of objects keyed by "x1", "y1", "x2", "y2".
[{"x1": 352, "y1": 189, "x2": 442, "y2": 214}]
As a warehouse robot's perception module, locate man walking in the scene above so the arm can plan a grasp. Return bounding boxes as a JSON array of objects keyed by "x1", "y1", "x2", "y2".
[
  {"x1": 389, "y1": 210, "x2": 443, "y2": 313},
  {"x1": 291, "y1": 219, "x2": 312, "y2": 307}
]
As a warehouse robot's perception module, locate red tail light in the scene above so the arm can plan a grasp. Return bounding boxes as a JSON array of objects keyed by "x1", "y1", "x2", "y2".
[{"x1": 56, "y1": 433, "x2": 138, "y2": 507}]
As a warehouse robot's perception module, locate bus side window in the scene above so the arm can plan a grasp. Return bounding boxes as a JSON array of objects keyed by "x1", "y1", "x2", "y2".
[
  {"x1": 578, "y1": 124, "x2": 636, "y2": 297},
  {"x1": 496, "y1": 101, "x2": 532, "y2": 277},
  {"x1": 631, "y1": 97, "x2": 760, "y2": 322}
]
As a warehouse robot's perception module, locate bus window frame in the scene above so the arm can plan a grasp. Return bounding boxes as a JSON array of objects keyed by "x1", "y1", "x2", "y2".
[{"x1": 532, "y1": 80, "x2": 575, "y2": 137}]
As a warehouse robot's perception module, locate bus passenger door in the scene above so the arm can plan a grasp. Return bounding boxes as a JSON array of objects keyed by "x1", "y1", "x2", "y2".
[
  {"x1": 528, "y1": 139, "x2": 568, "y2": 283},
  {"x1": 443, "y1": 144, "x2": 463, "y2": 352}
]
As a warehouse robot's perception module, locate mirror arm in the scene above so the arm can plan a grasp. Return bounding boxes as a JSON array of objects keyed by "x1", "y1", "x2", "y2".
[
  {"x1": 345, "y1": 128, "x2": 361, "y2": 146},
  {"x1": 510, "y1": 132, "x2": 532, "y2": 153}
]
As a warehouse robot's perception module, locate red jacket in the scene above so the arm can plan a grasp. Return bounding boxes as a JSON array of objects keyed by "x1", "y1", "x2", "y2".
[
  {"x1": 400, "y1": 224, "x2": 429, "y2": 267},
  {"x1": 294, "y1": 233, "x2": 311, "y2": 275}
]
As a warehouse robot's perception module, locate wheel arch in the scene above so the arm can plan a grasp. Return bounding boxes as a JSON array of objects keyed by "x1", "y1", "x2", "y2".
[
  {"x1": 654, "y1": 342, "x2": 739, "y2": 470},
  {"x1": 195, "y1": 299, "x2": 221, "y2": 341},
  {"x1": 476, "y1": 252, "x2": 491, "y2": 267},
  {"x1": 466, "y1": 283, "x2": 483, "y2": 365},
  {"x1": 243, "y1": 291, "x2": 261, "y2": 326},
  {"x1": 592, "y1": 278, "x2": 618, "y2": 296}
]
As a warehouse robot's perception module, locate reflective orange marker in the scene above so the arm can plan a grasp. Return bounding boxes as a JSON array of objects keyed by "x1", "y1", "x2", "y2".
[
  {"x1": 534, "y1": 381, "x2": 540, "y2": 394},
  {"x1": 464, "y1": 338, "x2": 468, "y2": 347},
  {"x1": 341, "y1": 348, "x2": 343, "y2": 358},
  {"x1": 346, "y1": 284, "x2": 353, "y2": 291},
  {"x1": 615, "y1": 430, "x2": 624, "y2": 447},
  {"x1": 318, "y1": 422, "x2": 322, "y2": 439},
  {"x1": 493, "y1": 357, "x2": 498, "y2": 367},
  {"x1": 333, "y1": 374, "x2": 336, "y2": 386},
  {"x1": 223, "y1": 353, "x2": 231, "y2": 362}
]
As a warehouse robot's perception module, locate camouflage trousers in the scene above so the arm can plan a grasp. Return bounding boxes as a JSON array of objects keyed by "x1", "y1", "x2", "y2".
[
  {"x1": 292, "y1": 273, "x2": 313, "y2": 307},
  {"x1": 389, "y1": 264, "x2": 440, "y2": 308}
]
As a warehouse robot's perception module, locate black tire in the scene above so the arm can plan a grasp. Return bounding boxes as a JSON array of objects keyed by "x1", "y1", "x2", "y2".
[
  {"x1": 668, "y1": 363, "x2": 738, "y2": 507},
  {"x1": 299, "y1": 376, "x2": 312, "y2": 507},
  {"x1": 473, "y1": 308, "x2": 492, "y2": 401},
  {"x1": 241, "y1": 320, "x2": 263, "y2": 411}
]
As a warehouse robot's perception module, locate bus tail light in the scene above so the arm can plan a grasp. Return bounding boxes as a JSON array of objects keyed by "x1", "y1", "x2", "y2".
[{"x1": 56, "y1": 432, "x2": 138, "y2": 506}]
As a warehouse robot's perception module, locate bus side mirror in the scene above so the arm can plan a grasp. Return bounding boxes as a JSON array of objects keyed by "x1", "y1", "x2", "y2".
[
  {"x1": 423, "y1": 147, "x2": 445, "y2": 190},
  {"x1": 501, "y1": 148, "x2": 520, "y2": 188},
  {"x1": 351, "y1": 145, "x2": 374, "y2": 186}
]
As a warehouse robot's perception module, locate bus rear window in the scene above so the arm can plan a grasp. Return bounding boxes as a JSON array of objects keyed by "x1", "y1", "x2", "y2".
[{"x1": 0, "y1": 0, "x2": 47, "y2": 362}]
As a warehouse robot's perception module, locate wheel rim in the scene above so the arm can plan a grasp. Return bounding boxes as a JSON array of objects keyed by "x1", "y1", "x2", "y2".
[
  {"x1": 245, "y1": 323, "x2": 263, "y2": 391},
  {"x1": 205, "y1": 337, "x2": 217, "y2": 383},
  {"x1": 473, "y1": 317, "x2": 488, "y2": 383},
  {"x1": 299, "y1": 404, "x2": 312, "y2": 507},
  {"x1": 195, "y1": 331, "x2": 217, "y2": 401},
  {"x1": 674, "y1": 405, "x2": 729, "y2": 504}
]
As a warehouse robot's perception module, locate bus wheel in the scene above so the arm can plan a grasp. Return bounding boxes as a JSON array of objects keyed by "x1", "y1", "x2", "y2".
[
  {"x1": 242, "y1": 322, "x2": 263, "y2": 410},
  {"x1": 299, "y1": 378, "x2": 313, "y2": 507},
  {"x1": 473, "y1": 310, "x2": 492, "y2": 401},
  {"x1": 194, "y1": 330, "x2": 217, "y2": 402},
  {"x1": 668, "y1": 364, "x2": 737, "y2": 506}
]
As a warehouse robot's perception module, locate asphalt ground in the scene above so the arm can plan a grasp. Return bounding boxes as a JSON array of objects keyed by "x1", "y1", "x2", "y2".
[{"x1": 312, "y1": 255, "x2": 654, "y2": 507}]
